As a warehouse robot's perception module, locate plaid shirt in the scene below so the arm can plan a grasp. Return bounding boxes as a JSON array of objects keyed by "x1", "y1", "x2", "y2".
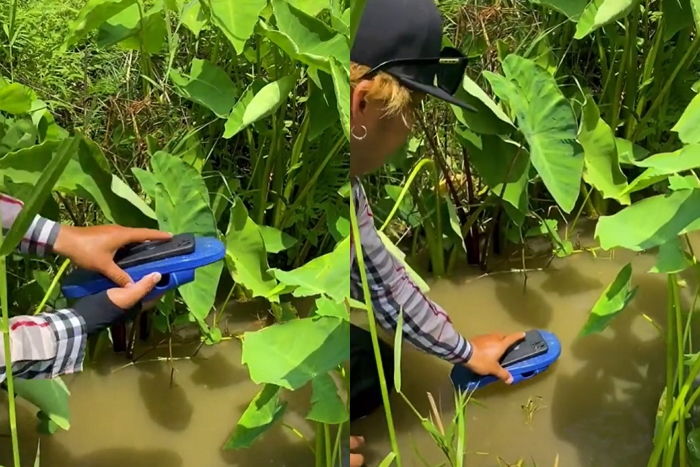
[
  {"x1": 351, "y1": 179, "x2": 473, "y2": 364},
  {"x1": 0, "y1": 193, "x2": 87, "y2": 382}
]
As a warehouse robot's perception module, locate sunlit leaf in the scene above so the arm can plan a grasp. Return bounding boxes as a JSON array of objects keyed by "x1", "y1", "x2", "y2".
[
  {"x1": 225, "y1": 198, "x2": 279, "y2": 299},
  {"x1": 575, "y1": 0, "x2": 639, "y2": 39},
  {"x1": 451, "y1": 75, "x2": 514, "y2": 135},
  {"x1": 529, "y1": 0, "x2": 587, "y2": 19},
  {"x1": 242, "y1": 316, "x2": 349, "y2": 390},
  {"x1": 673, "y1": 92, "x2": 700, "y2": 145},
  {"x1": 96, "y1": 3, "x2": 166, "y2": 53},
  {"x1": 313, "y1": 296, "x2": 349, "y2": 320},
  {"x1": 170, "y1": 58, "x2": 238, "y2": 118},
  {"x1": 209, "y1": 0, "x2": 267, "y2": 54},
  {"x1": 224, "y1": 384, "x2": 286, "y2": 449},
  {"x1": 330, "y1": 57, "x2": 350, "y2": 140},
  {"x1": 307, "y1": 372, "x2": 347, "y2": 424},
  {"x1": 595, "y1": 189, "x2": 700, "y2": 251},
  {"x1": 271, "y1": 238, "x2": 349, "y2": 303},
  {"x1": 623, "y1": 144, "x2": 700, "y2": 194},
  {"x1": 0, "y1": 83, "x2": 34, "y2": 115},
  {"x1": 259, "y1": 225, "x2": 298, "y2": 253},
  {"x1": 484, "y1": 55, "x2": 583, "y2": 213},
  {"x1": 64, "y1": 0, "x2": 137, "y2": 48},
  {"x1": 579, "y1": 97, "x2": 629, "y2": 204},
  {"x1": 580, "y1": 263, "x2": 637, "y2": 336}
]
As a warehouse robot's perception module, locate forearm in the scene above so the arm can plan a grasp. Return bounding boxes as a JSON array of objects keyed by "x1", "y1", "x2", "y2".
[
  {"x1": 351, "y1": 179, "x2": 472, "y2": 364},
  {"x1": 1, "y1": 193, "x2": 60, "y2": 256}
]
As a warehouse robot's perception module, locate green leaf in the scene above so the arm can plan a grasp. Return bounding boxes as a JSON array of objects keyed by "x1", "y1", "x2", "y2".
[
  {"x1": 223, "y1": 83, "x2": 258, "y2": 138},
  {"x1": 0, "y1": 137, "x2": 77, "y2": 255},
  {"x1": 225, "y1": 198, "x2": 279, "y2": 299},
  {"x1": 180, "y1": 0, "x2": 207, "y2": 36},
  {"x1": 623, "y1": 144, "x2": 700, "y2": 194},
  {"x1": 484, "y1": 55, "x2": 583, "y2": 213},
  {"x1": 224, "y1": 384, "x2": 287, "y2": 449},
  {"x1": 14, "y1": 378, "x2": 71, "y2": 431},
  {"x1": 209, "y1": 0, "x2": 267, "y2": 54},
  {"x1": 649, "y1": 236, "x2": 694, "y2": 273},
  {"x1": 96, "y1": 3, "x2": 166, "y2": 54},
  {"x1": 242, "y1": 75, "x2": 295, "y2": 129},
  {"x1": 451, "y1": 76, "x2": 514, "y2": 135},
  {"x1": 151, "y1": 152, "x2": 221, "y2": 323},
  {"x1": 288, "y1": 0, "x2": 328, "y2": 16},
  {"x1": 260, "y1": 0, "x2": 349, "y2": 73},
  {"x1": 330, "y1": 58, "x2": 350, "y2": 140},
  {"x1": 306, "y1": 372, "x2": 348, "y2": 424},
  {"x1": 170, "y1": 58, "x2": 238, "y2": 118},
  {"x1": 0, "y1": 83, "x2": 34, "y2": 115},
  {"x1": 616, "y1": 137, "x2": 649, "y2": 165},
  {"x1": 259, "y1": 225, "x2": 298, "y2": 253},
  {"x1": 688, "y1": 427, "x2": 700, "y2": 461},
  {"x1": 64, "y1": 0, "x2": 137, "y2": 48},
  {"x1": 595, "y1": 189, "x2": 700, "y2": 251},
  {"x1": 669, "y1": 174, "x2": 700, "y2": 191},
  {"x1": 575, "y1": 0, "x2": 639, "y2": 39},
  {"x1": 376, "y1": 231, "x2": 431, "y2": 292},
  {"x1": 529, "y1": 0, "x2": 588, "y2": 19},
  {"x1": 378, "y1": 453, "x2": 397, "y2": 467},
  {"x1": 271, "y1": 238, "x2": 349, "y2": 303},
  {"x1": 0, "y1": 138, "x2": 154, "y2": 227},
  {"x1": 663, "y1": 0, "x2": 694, "y2": 40},
  {"x1": 579, "y1": 97, "x2": 629, "y2": 203},
  {"x1": 673, "y1": 92, "x2": 700, "y2": 145},
  {"x1": 580, "y1": 263, "x2": 637, "y2": 336},
  {"x1": 242, "y1": 316, "x2": 349, "y2": 390},
  {"x1": 313, "y1": 296, "x2": 349, "y2": 320},
  {"x1": 394, "y1": 307, "x2": 404, "y2": 393}
]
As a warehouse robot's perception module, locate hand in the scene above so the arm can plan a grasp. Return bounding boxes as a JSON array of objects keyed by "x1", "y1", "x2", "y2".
[
  {"x1": 107, "y1": 272, "x2": 162, "y2": 309},
  {"x1": 464, "y1": 332, "x2": 526, "y2": 384},
  {"x1": 350, "y1": 435, "x2": 365, "y2": 467},
  {"x1": 54, "y1": 225, "x2": 172, "y2": 287}
]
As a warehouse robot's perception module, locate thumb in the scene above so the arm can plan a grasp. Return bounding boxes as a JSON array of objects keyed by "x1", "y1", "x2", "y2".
[
  {"x1": 102, "y1": 261, "x2": 133, "y2": 287},
  {"x1": 492, "y1": 364, "x2": 514, "y2": 384},
  {"x1": 107, "y1": 272, "x2": 161, "y2": 310}
]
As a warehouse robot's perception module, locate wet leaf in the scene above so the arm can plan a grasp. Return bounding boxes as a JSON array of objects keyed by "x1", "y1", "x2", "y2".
[
  {"x1": 225, "y1": 198, "x2": 279, "y2": 299},
  {"x1": 14, "y1": 378, "x2": 71, "y2": 431},
  {"x1": 242, "y1": 316, "x2": 349, "y2": 390},
  {"x1": 580, "y1": 263, "x2": 637, "y2": 336},
  {"x1": 271, "y1": 238, "x2": 349, "y2": 303},
  {"x1": 307, "y1": 372, "x2": 347, "y2": 424},
  {"x1": 649, "y1": 236, "x2": 694, "y2": 274},
  {"x1": 209, "y1": 0, "x2": 267, "y2": 54},
  {"x1": 484, "y1": 55, "x2": 583, "y2": 213},
  {"x1": 595, "y1": 189, "x2": 700, "y2": 251},
  {"x1": 224, "y1": 384, "x2": 286, "y2": 449},
  {"x1": 673, "y1": 93, "x2": 700, "y2": 144},
  {"x1": 579, "y1": 97, "x2": 629, "y2": 204},
  {"x1": 170, "y1": 59, "x2": 238, "y2": 118},
  {"x1": 64, "y1": 0, "x2": 137, "y2": 48}
]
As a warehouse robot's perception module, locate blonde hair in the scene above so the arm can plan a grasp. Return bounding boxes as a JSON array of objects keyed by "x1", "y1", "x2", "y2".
[{"x1": 350, "y1": 62, "x2": 422, "y2": 118}]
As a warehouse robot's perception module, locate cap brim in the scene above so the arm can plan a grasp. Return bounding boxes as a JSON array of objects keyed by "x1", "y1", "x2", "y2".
[{"x1": 397, "y1": 76, "x2": 477, "y2": 112}]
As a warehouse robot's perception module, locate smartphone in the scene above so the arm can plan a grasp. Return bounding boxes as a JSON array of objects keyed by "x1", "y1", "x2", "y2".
[
  {"x1": 500, "y1": 330, "x2": 549, "y2": 367},
  {"x1": 113, "y1": 233, "x2": 195, "y2": 268}
]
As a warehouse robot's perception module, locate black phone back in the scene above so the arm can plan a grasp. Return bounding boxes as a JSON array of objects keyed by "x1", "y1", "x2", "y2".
[
  {"x1": 500, "y1": 330, "x2": 549, "y2": 367},
  {"x1": 113, "y1": 233, "x2": 195, "y2": 268}
]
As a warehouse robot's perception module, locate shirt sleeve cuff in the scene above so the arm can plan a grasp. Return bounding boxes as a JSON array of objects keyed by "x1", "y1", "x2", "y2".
[
  {"x1": 20, "y1": 216, "x2": 60, "y2": 257},
  {"x1": 448, "y1": 337, "x2": 473, "y2": 364},
  {"x1": 43, "y1": 309, "x2": 87, "y2": 378}
]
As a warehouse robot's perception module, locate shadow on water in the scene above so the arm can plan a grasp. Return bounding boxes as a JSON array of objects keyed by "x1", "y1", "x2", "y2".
[
  {"x1": 492, "y1": 273, "x2": 555, "y2": 328},
  {"x1": 190, "y1": 349, "x2": 248, "y2": 389},
  {"x1": 137, "y1": 363, "x2": 195, "y2": 431}
]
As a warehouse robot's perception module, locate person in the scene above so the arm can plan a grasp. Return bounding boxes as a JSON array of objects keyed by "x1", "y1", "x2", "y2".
[
  {"x1": 349, "y1": 0, "x2": 526, "y2": 464},
  {"x1": 0, "y1": 192, "x2": 171, "y2": 382}
]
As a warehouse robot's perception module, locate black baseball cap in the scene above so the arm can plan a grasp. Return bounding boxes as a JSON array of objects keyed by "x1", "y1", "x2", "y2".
[{"x1": 351, "y1": 0, "x2": 476, "y2": 111}]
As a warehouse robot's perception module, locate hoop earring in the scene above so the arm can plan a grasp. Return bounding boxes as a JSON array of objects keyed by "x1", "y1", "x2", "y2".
[{"x1": 352, "y1": 125, "x2": 368, "y2": 140}]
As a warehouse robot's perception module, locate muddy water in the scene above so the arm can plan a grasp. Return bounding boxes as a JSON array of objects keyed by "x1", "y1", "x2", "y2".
[
  {"x1": 352, "y1": 246, "x2": 671, "y2": 466},
  {"x1": 0, "y1": 301, "x2": 315, "y2": 467}
]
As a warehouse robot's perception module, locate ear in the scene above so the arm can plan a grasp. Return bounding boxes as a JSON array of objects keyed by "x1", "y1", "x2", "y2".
[{"x1": 351, "y1": 80, "x2": 372, "y2": 122}]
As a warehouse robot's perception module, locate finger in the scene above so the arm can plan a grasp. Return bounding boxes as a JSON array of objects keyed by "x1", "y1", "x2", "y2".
[
  {"x1": 501, "y1": 331, "x2": 527, "y2": 351},
  {"x1": 101, "y1": 261, "x2": 133, "y2": 287},
  {"x1": 350, "y1": 436, "x2": 365, "y2": 450},
  {"x1": 349, "y1": 453, "x2": 365, "y2": 467},
  {"x1": 108, "y1": 272, "x2": 161, "y2": 309},
  {"x1": 123, "y1": 228, "x2": 173, "y2": 244},
  {"x1": 492, "y1": 364, "x2": 513, "y2": 384}
]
